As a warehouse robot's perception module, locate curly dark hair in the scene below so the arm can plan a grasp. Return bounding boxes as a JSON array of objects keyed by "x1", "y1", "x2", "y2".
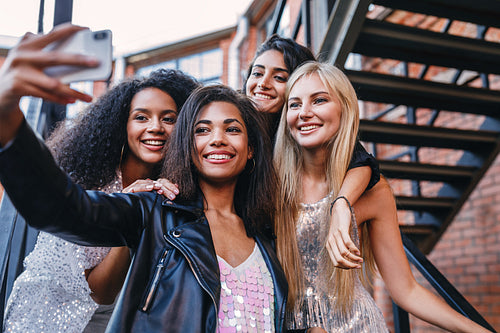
[
  {"x1": 46, "y1": 69, "x2": 200, "y2": 189},
  {"x1": 162, "y1": 85, "x2": 277, "y2": 237}
]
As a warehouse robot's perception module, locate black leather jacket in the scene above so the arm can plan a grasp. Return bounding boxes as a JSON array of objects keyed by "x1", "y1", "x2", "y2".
[{"x1": 0, "y1": 121, "x2": 295, "y2": 332}]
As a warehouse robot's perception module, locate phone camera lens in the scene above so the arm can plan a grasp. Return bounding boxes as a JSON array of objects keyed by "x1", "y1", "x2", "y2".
[{"x1": 93, "y1": 32, "x2": 107, "y2": 40}]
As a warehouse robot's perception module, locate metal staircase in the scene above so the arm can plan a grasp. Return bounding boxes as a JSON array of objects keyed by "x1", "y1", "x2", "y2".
[{"x1": 315, "y1": 0, "x2": 500, "y2": 254}]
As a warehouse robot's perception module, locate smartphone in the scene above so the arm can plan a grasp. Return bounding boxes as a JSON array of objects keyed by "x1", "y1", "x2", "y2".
[{"x1": 43, "y1": 29, "x2": 113, "y2": 84}]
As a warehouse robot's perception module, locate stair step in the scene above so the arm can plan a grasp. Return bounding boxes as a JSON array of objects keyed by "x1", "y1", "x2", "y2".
[
  {"x1": 379, "y1": 160, "x2": 476, "y2": 183},
  {"x1": 400, "y1": 224, "x2": 437, "y2": 235},
  {"x1": 347, "y1": 70, "x2": 500, "y2": 117},
  {"x1": 359, "y1": 119, "x2": 498, "y2": 153},
  {"x1": 395, "y1": 195, "x2": 455, "y2": 212},
  {"x1": 353, "y1": 19, "x2": 500, "y2": 75},
  {"x1": 399, "y1": 224, "x2": 437, "y2": 248},
  {"x1": 373, "y1": 0, "x2": 500, "y2": 29}
]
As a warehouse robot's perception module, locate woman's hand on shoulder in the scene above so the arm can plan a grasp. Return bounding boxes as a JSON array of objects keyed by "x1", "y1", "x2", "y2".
[
  {"x1": 326, "y1": 197, "x2": 363, "y2": 269},
  {"x1": 0, "y1": 23, "x2": 96, "y2": 115},
  {"x1": 122, "y1": 178, "x2": 179, "y2": 200}
]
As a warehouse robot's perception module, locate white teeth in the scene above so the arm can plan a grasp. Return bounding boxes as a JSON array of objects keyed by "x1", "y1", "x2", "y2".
[
  {"x1": 207, "y1": 154, "x2": 231, "y2": 160},
  {"x1": 143, "y1": 140, "x2": 165, "y2": 146},
  {"x1": 300, "y1": 125, "x2": 319, "y2": 131},
  {"x1": 254, "y1": 93, "x2": 272, "y2": 100}
]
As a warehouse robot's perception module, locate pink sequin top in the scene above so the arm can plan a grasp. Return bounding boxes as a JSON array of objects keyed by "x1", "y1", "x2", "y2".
[{"x1": 217, "y1": 244, "x2": 275, "y2": 333}]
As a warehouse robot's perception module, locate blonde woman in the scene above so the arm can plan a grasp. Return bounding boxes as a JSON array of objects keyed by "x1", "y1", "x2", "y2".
[{"x1": 274, "y1": 61, "x2": 491, "y2": 332}]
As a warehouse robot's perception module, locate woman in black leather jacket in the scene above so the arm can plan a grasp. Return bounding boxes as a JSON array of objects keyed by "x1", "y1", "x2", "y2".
[{"x1": 0, "y1": 24, "x2": 330, "y2": 333}]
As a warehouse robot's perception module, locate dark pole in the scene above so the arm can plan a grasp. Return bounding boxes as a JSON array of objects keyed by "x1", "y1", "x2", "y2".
[
  {"x1": 39, "y1": 0, "x2": 74, "y2": 139},
  {"x1": 53, "y1": 0, "x2": 73, "y2": 26},
  {"x1": 37, "y1": 0, "x2": 45, "y2": 33}
]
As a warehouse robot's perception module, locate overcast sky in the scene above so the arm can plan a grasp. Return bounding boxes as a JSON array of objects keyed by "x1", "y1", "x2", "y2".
[{"x1": 0, "y1": 0, "x2": 252, "y2": 55}]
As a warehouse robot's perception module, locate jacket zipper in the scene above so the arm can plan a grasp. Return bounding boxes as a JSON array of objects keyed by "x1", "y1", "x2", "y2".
[
  {"x1": 164, "y1": 233, "x2": 218, "y2": 333},
  {"x1": 141, "y1": 248, "x2": 169, "y2": 312}
]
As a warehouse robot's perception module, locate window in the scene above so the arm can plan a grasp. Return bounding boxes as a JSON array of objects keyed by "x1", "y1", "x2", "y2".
[{"x1": 137, "y1": 48, "x2": 223, "y2": 84}]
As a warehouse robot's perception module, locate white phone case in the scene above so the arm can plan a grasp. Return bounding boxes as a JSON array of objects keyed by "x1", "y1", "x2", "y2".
[{"x1": 44, "y1": 29, "x2": 113, "y2": 84}]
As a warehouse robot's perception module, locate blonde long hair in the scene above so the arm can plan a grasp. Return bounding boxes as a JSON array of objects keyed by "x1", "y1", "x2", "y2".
[{"x1": 274, "y1": 62, "x2": 373, "y2": 313}]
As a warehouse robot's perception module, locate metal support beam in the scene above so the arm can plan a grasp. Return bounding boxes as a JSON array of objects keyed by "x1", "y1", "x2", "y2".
[
  {"x1": 318, "y1": 0, "x2": 371, "y2": 67},
  {"x1": 353, "y1": 19, "x2": 500, "y2": 75},
  {"x1": 373, "y1": 0, "x2": 500, "y2": 29},
  {"x1": 392, "y1": 302, "x2": 410, "y2": 333},
  {"x1": 53, "y1": 0, "x2": 73, "y2": 25},
  {"x1": 270, "y1": 0, "x2": 288, "y2": 35},
  {"x1": 379, "y1": 160, "x2": 475, "y2": 184},
  {"x1": 348, "y1": 70, "x2": 500, "y2": 118},
  {"x1": 360, "y1": 119, "x2": 498, "y2": 153},
  {"x1": 301, "y1": 0, "x2": 312, "y2": 48}
]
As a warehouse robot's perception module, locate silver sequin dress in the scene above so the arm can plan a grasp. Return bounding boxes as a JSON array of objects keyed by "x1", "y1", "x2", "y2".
[
  {"x1": 287, "y1": 193, "x2": 389, "y2": 333},
  {"x1": 3, "y1": 176, "x2": 122, "y2": 333}
]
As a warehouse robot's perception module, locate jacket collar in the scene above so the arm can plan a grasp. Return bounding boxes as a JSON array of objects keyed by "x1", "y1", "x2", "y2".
[{"x1": 161, "y1": 191, "x2": 204, "y2": 217}]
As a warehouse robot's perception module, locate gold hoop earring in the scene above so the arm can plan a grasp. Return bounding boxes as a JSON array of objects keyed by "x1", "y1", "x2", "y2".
[
  {"x1": 119, "y1": 144, "x2": 125, "y2": 168},
  {"x1": 249, "y1": 158, "x2": 256, "y2": 174}
]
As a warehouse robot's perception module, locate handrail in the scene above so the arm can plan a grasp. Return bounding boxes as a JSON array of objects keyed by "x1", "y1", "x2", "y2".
[{"x1": 401, "y1": 233, "x2": 497, "y2": 332}]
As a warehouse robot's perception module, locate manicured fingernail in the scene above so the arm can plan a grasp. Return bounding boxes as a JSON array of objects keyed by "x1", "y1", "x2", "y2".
[
  {"x1": 168, "y1": 193, "x2": 176, "y2": 200},
  {"x1": 85, "y1": 56, "x2": 100, "y2": 66}
]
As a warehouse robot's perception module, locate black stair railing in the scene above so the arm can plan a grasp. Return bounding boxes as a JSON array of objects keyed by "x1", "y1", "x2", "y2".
[{"x1": 399, "y1": 234, "x2": 496, "y2": 332}]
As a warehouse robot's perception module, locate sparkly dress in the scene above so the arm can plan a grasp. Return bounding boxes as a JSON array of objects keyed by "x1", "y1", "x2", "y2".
[
  {"x1": 3, "y1": 176, "x2": 122, "y2": 333},
  {"x1": 217, "y1": 244, "x2": 275, "y2": 333},
  {"x1": 287, "y1": 193, "x2": 389, "y2": 333}
]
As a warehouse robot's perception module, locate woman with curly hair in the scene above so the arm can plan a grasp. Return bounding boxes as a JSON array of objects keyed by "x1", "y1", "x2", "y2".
[{"x1": 3, "y1": 60, "x2": 199, "y2": 332}]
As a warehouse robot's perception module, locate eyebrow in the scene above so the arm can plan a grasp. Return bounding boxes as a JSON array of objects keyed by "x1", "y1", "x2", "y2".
[
  {"x1": 131, "y1": 108, "x2": 177, "y2": 114},
  {"x1": 194, "y1": 118, "x2": 244, "y2": 126},
  {"x1": 252, "y1": 64, "x2": 289, "y2": 74},
  {"x1": 288, "y1": 91, "x2": 330, "y2": 101}
]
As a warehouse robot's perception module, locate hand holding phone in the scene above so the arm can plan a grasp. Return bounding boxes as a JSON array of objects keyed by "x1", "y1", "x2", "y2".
[{"x1": 43, "y1": 29, "x2": 113, "y2": 84}]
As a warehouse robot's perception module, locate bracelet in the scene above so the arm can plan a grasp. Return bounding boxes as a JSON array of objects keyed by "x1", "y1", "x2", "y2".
[{"x1": 330, "y1": 195, "x2": 353, "y2": 214}]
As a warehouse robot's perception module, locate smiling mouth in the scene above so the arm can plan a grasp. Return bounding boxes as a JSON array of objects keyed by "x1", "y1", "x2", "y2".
[
  {"x1": 206, "y1": 154, "x2": 232, "y2": 160},
  {"x1": 142, "y1": 140, "x2": 165, "y2": 146},
  {"x1": 300, "y1": 125, "x2": 320, "y2": 131},
  {"x1": 205, "y1": 153, "x2": 233, "y2": 160},
  {"x1": 254, "y1": 93, "x2": 273, "y2": 100},
  {"x1": 141, "y1": 140, "x2": 167, "y2": 147}
]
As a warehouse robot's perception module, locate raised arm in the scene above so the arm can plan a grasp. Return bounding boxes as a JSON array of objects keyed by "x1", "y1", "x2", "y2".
[
  {"x1": 0, "y1": 24, "x2": 96, "y2": 146},
  {"x1": 0, "y1": 24, "x2": 146, "y2": 248},
  {"x1": 355, "y1": 178, "x2": 491, "y2": 333}
]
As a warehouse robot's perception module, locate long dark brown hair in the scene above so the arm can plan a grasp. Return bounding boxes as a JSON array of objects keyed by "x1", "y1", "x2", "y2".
[{"x1": 162, "y1": 85, "x2": 277, "y2": 237}]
